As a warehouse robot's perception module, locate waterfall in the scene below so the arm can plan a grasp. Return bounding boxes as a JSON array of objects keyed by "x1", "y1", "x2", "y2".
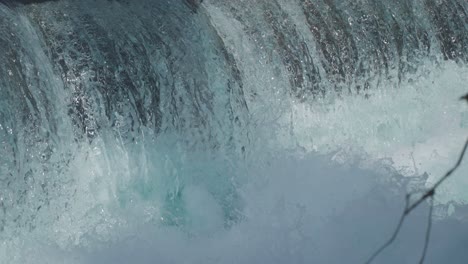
[{"x1": 0, "y1": 0, "x2": 467, "y2": 263}]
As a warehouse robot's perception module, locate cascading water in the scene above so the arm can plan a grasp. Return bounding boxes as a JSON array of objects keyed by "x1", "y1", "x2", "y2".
[{"x1": 0, "y1": 0, "x2": 467, "y2": 263}]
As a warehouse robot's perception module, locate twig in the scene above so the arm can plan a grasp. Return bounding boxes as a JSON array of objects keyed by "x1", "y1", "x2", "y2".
[
  {"x1": 364, "y1": 195, "x2": 409, "y2": 264},
  {"x1": 419, "y1": 196, "x2": 433, "y2": 264},
  {"x1": 406, "y1": 138, "x2": 468, "y2": 214},
  {"x1": 365, "y1": 137, "x2": 468, "y2": 263}
]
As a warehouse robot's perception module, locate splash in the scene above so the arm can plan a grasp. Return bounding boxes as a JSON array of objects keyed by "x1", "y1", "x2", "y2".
[{"x1": 0, "y1": 0, "x2": 467, "y2": 263}]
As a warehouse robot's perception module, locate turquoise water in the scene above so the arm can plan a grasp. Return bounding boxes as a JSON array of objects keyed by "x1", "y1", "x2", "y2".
[{"x1": 0, "y1": 0, "x2": 467, "y2": 263}]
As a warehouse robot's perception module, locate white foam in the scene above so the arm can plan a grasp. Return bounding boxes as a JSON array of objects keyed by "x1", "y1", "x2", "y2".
[{"x1": 275, "y1": 60, "x2": 468, "y2": 204}]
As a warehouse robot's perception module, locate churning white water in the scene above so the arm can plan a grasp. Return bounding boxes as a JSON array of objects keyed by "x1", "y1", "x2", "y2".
[{"x1": 0, "y1": 0, "x2": 467, "y2": 263}]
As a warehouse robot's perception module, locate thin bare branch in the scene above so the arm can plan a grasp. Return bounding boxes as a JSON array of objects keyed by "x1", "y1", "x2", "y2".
[
  {"x1": 419, "y1": 196, "x2": 433, "y2": 264},
  {"x1": 364, "y1": 200, "x2": 407, "y2": 264},
  {"x1": 406, "y1": 138, "x2": 468, "y2": 213},
  {"x1": 365, "y1": 137, "x2": 468, "y2": 263}
]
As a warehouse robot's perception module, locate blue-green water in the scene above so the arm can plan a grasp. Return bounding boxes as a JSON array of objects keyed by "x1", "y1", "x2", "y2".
[{"x1": 0, "y1": 0, "x2": 467, "y2": 263}]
